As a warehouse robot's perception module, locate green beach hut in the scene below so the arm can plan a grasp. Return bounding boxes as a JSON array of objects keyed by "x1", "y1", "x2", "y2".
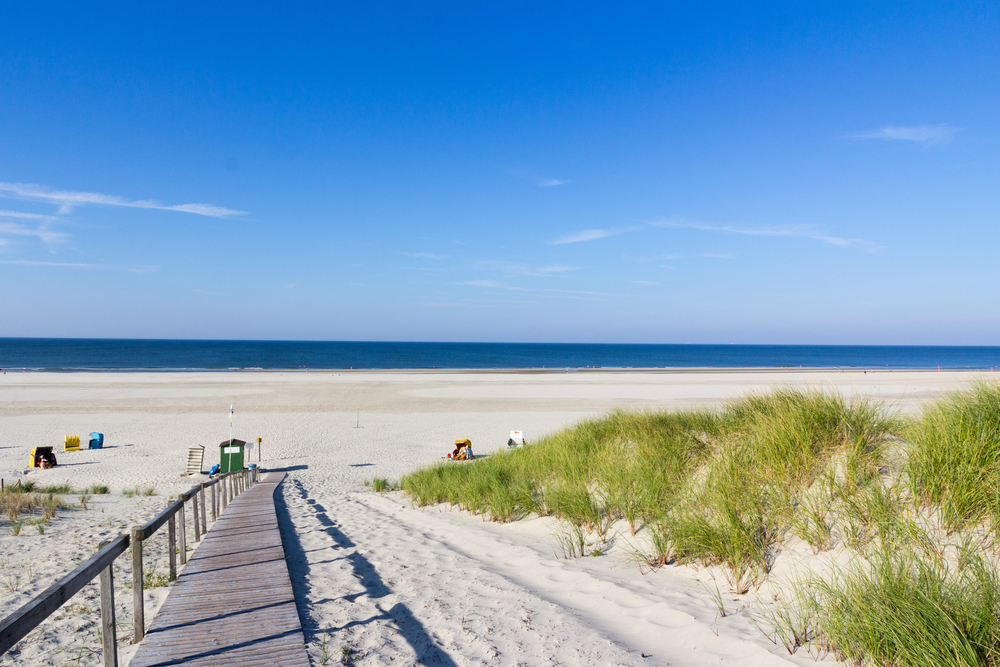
[{"x1": 219, "y1": 439, "x2": 246, "y2": 473}]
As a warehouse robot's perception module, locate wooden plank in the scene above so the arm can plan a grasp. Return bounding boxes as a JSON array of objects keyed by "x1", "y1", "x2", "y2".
[
  {"x1": 0, "y1": 535, "x2": 129, "y2": 654},
  {"x1": 129, "y1": 472, "x2": 309, "y2": 667}
]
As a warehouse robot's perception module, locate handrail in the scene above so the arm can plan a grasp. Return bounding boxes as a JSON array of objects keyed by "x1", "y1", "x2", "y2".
[
  {"x1": 0, "y1": 466, "x2": 261, "y2": 665},
  {"x1": 0, "y1": 534, "x2": 129, "y2": 654}
]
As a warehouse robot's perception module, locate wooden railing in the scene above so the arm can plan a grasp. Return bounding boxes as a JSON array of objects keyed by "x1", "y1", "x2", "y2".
[{"x1": 0, "y1": 467, "x2": 260, "y2": 665}]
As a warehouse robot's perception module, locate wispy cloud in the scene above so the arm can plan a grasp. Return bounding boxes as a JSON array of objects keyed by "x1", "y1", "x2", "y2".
[
  {"x1": 698, "y1": 252, "x2": 736, "y2": 259},
  {"x1": 0, "y1": 259, "x2": 158, "y2": 272},
  {"x1": 476, "y1": 260, "x2": 580, "y2": 277},
  {"x1": 283, "y1": 283, "x2": 296, "y2": 289},
  {"x1": 627, "y1": 280, "x2": 659, "y2": 285},
  {"x1": 550, "y1": 228, "x2": 615, "y2": 245},
  {"x1": 651, "y1": 219, "x2": 884, "y2": 252},
  {"x1": 622, "y1": 252, "x2": 684, "y2": 263},
  {"x1": 0, "y1": 209, "x2": 58, "y2": 222},
  {"x1": 534, "y1": 265, "x2": 579, "y2": 274},
  {"x1": 402, "y1": 252, "x2": 449, "y2": 260},
  {"x1": 505, "y1": 168, "x2": 571, "y2": 188},
  {"x1": 461, "y1": 279, "x2": 606, "y2": 298},
  {"x1": 463, "y1": 280, "x2": 508, "y2": 288},
  {"x1": 848, "y1": 124, "x2": 958, "y2": 145},
  {"x1": 0, "y1": 182, "x2": 244, "y2": 217},
  {"x1": 0, "y1": 222, "x2": 70, "y2": 245}
]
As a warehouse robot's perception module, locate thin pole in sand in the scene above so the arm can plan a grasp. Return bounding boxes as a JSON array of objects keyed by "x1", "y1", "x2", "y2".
[{"x1": 354, "y1": 410, "x2": 362, "y2": 428}]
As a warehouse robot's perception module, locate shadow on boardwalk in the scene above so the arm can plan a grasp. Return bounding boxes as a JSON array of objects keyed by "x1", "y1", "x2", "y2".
[{"x1": 275, "y1": 477, "x2": 458, "y2": 667}]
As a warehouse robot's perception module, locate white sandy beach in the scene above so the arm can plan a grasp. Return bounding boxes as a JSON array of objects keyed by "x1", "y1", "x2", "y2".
[{"x1": 0, "y1": 369, "x2": 986, "y2": 666}]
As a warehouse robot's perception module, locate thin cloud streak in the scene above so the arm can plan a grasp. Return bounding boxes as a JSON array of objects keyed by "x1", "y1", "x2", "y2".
[
  {"x1": 652, "y1": 219, "x2": 884, "y2": 252},
  {"x1": 550, "y1": 228, "x2": 614, "y2": 244},
  {"x1": 0, "y1": 259, "x2": 158, "y2": 272},
  {"x1": 848, "y1": 124, "x2": 958, "y2": 145},
  {"x1": 403, "y1": 252, "x2": 449, "y2": 260},
  {"x1": 537, "y1": 178, "x2": 571, "y2": 187},
  {"x1": 0, "y1": 209, "x2": 58, "y2": 222},
  {"x1": 0, "y1": 222, "x2": 70, "y2": 245},
  {"x1": 476, "y1": 260, "x2": 579, "y2": 277},
  {"x1": 0, "y1": 182, "x2": 244, "y2": 217},
  {"x1": 534, "y1": 265, "x2": 578, "y2": 274},
  {"x1": 462, "y1": 280, "x2": 606, "y2": 297}
]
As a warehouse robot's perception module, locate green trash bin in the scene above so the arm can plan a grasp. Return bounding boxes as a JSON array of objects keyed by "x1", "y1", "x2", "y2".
[{"x1": 219, "y1": 439, "x2": 246, "y2": 473}]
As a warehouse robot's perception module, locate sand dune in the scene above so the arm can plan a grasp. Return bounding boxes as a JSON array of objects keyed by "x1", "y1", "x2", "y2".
[{"x1": 0, "y1": 369, "x2": 981, "y2": 665}]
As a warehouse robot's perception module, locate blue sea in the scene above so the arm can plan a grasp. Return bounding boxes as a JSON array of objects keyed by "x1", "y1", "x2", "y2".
[{"x1": 0, "y1": 338, "x2": 998, "y2": 371}]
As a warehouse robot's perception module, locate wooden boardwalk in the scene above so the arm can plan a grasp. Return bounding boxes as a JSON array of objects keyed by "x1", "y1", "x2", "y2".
[{"x1": 129, "y1": 472, "x2": 310, "y2": 667}]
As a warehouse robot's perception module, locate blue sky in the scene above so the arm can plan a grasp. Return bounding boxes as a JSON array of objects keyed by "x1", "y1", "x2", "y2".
[{"x1": 1, "y1": 2, "x2": 998, "y2": 344}]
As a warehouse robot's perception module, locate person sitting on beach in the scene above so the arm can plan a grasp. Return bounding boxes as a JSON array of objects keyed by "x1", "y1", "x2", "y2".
[{"x1": 38, "y1": 453, "x2": 54, "y2": 469}]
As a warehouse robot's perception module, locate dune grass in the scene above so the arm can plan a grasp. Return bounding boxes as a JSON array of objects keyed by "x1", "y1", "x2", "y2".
[
  {"x1": 403, "y1": 389, "x2": 899, "y2": 587},
  {"x1": 811, "y1": 545, "x2": 1000, "y2": 667},
  {"x1": 907, "y1": 381, "x2": 1000, "y2": 532},
  {"x1": 401, "y1": 383, "x2": 1000, "y2": 664}
]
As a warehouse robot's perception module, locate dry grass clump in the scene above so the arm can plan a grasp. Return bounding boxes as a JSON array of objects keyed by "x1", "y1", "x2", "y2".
[{"x1": 1, "y1": 483, "x2": 77, "y2": 533}]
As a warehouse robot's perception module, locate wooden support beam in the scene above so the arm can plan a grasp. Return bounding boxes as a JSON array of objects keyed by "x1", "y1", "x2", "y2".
[
  {"x1": 177, "y1": 501, "x2": 187, "y2": 565},
  {"x1": 167, "y1": 514, "x2": 177, "y2": 581},
  {"x1": 199, "y1": 486, "x2": 208, "y2": 535},
  {"x1": 191, "y1": 493, "x2": 200, "y2": 542},
  {"x1": 210, "y1": 483, "x2": 217, "y2": 522},
  {"x1": 131, "y1": 526, "x2": 144, "y2": 643},
  {"x1": 99, "y1": 541, "x2": 119, "y2": 667}
]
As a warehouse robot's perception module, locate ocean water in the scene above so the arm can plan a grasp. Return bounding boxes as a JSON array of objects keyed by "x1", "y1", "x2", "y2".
[{"x1": 0, "y1": 338, "x2": 998, "y2": 371}]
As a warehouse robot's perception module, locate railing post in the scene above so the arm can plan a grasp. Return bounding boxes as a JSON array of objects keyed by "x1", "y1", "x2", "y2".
[
  {"x1": 221, "y1": 474, "x2": 228, "y2": 510},
  {"x1": 210, "y1": 482, "x2": 217, "y2": 521},
  {"x1": 98, "y1": 540, "x2": 119, "y2": 667},
  {"x1": 199, "y1": 485, "x2": 208, "y2": 535},
  {"x1": 178, "y1": 500, "x2": 187, "y2": 565},
  {"x1": 131, "y1": 526, "x2": 144, "y2": 643},
  {"x1": 191, "y1": 493, "x2": 201, "y2": 542},
  {"x1": 167, "y1": 513, "x2": 177, "y2": 580}
]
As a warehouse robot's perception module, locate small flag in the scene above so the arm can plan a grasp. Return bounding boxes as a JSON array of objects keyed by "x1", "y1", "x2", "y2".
[{"x1": 229, "y1": 405, "x2": 234, "y2": 420}]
